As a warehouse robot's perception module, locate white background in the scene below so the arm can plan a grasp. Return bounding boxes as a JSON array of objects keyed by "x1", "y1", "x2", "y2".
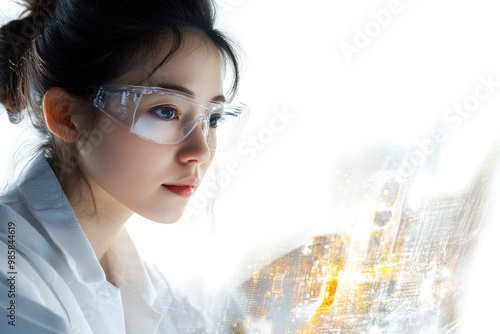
[{"x1": 1, "y1": 0, "x2": 499, "y2": 329}]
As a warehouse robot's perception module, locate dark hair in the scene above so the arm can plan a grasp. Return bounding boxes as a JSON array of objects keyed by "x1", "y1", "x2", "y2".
[{"x1": 0, "y1": 0, "x2": 240, "y2": 200}]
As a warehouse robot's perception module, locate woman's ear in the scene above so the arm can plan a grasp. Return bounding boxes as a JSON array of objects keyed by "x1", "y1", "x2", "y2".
[{"x1": 43, "y1": 87, "x2": 78, "y2": 142}]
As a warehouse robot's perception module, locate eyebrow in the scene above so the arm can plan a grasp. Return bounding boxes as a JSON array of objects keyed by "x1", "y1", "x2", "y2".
[{"x1": 155, "y1": 83, "x2": 226, "y2": 103}]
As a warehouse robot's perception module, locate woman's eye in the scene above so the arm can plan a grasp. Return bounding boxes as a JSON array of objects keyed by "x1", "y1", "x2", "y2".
[
  {"x1": 209, "y1": 114, "x2": 222, "y2": 128},
  {"x1": 150, "y1": 106, "x2": 178, "y2": 121}
]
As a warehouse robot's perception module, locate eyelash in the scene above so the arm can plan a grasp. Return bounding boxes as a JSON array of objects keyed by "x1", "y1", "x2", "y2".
[
  {"x1": 148, "y1": 105, "x2": 223, "y2": 129},
  {"x1": 149, "y1": 105, "x2": 179, "y2": 121}
]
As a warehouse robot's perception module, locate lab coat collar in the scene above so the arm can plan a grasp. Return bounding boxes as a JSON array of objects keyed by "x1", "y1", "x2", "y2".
[
  {"x1": 105, "y1": 228, "x2": 164, "y2": 332},
  {"x1": 17, "y1": 153, "x2": 107, "y2": 285}
]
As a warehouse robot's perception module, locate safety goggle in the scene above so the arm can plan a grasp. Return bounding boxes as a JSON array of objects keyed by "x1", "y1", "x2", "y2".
[{"x1": 93, "y1": 85, "x2": 249, "y2": 152}]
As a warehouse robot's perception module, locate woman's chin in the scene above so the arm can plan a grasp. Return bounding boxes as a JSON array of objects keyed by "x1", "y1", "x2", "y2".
[{"x1": 140, "y1": 207, "x2": 186, "y2": 225}]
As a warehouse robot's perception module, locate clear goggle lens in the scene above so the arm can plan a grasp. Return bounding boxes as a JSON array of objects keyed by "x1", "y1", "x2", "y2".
[{"x1": 93, "y1": 85, "x2": 248, "y2": 152}]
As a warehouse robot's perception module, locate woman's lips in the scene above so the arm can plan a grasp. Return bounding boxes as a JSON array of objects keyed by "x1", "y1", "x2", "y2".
[{"x1": 163, "y1": 185, "x2": 195, "y2": 198}]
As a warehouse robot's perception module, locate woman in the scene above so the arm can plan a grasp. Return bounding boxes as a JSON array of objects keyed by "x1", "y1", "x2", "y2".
[{"x1": 0, "y1": 0, "x2": 248, "y2": 332}]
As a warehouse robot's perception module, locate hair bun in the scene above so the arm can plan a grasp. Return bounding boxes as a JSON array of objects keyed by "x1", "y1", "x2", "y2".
[
  {"x1": 0, "y1": 18, "x2": 31, "y2": 115},
  {"x1": 22, "y1": 0, "x2": 57, "y2": 28},
  {"x1": 0, "y1": 0, "x2": 56, "y2": 117}
]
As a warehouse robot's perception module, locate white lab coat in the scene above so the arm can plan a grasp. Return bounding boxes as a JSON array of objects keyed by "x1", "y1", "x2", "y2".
[{"x1": 0, "y1": 153, "x2": 210, "y2": 333}]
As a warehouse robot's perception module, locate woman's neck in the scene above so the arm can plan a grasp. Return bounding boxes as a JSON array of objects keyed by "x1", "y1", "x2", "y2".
[{"x1": 65, "y1": 176, "x2": 133, "y2": 262}]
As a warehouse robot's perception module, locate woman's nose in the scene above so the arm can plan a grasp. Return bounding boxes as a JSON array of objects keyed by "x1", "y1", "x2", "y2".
[{"x1": 177, "y1": 118, "x2": 212, "y2": 164}]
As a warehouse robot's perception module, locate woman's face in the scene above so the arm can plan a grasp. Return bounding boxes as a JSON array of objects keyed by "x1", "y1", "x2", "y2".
[{"x1": 79, "y1": 34, "x2": 223, "y2": 223}]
